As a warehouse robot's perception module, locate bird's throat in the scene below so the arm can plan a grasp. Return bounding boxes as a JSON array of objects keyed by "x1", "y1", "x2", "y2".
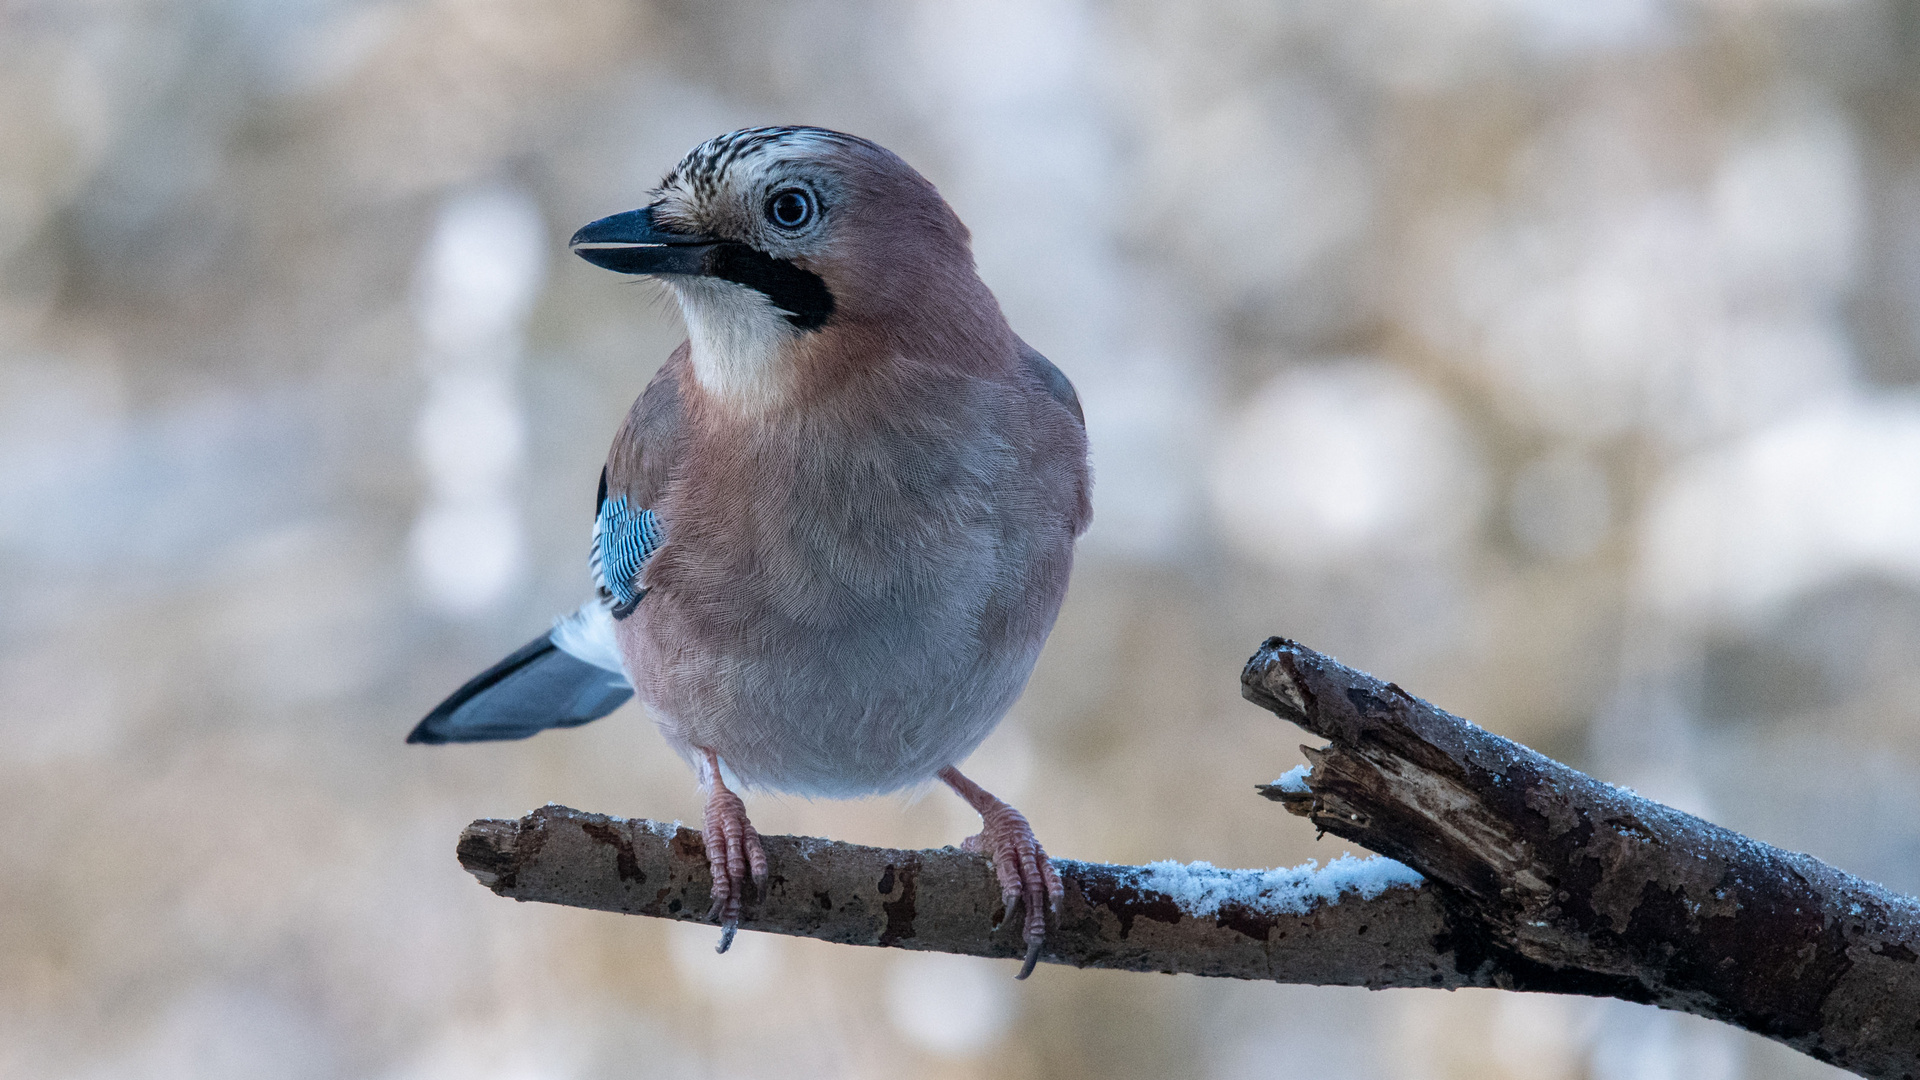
[{"x1": 674, "y1": 278, "x2": 799, "y2": 412}]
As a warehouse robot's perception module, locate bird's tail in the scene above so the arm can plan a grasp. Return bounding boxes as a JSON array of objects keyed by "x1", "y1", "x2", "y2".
[{"x1": 407, "y1": 601, "x2": 634, "y2": 744}]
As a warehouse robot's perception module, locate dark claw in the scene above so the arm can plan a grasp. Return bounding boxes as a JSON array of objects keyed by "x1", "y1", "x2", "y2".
[
  {"x1": 716, "y1": 920, "x2": 738, "y2": 954},
  {"x1": 1016, "y1": 937, "x2": 1042, "y2": 980},
  {"x1": 990, "y1": 892, "x2": 1018, "y2": 931}
]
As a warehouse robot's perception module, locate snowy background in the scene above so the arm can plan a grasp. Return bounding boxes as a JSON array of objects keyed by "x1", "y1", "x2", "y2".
[{"x1": 3, "y1": 0, "x2": 1919, "y2": 1077}]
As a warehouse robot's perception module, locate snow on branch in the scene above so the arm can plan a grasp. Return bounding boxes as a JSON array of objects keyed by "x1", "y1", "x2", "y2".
[{"x1": 455, "y1": 637, "x2": 1920, "y2": 1079}]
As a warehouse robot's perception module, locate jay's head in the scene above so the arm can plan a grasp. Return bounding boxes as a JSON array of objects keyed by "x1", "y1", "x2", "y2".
[{"x1": 571, "y1": 127, "x2": 995, "y2": 407}]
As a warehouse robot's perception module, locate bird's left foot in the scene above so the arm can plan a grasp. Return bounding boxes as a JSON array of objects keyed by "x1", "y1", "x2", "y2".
[
  {"x1": 700, "y1": 750, "x2": 767, "y2": 953},
  {"x1": 940, "y1": 766, "x2": 1063, "y2": 979}
]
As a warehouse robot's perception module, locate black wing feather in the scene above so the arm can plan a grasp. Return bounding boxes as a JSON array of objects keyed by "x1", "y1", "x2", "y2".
[{"x1": 407, "y1": 633, "x2": 632, "y2": 744}]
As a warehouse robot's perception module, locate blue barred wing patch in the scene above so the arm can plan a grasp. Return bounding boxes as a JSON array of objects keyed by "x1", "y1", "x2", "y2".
[{"x1": 592, "y1": 496, "x2": 663, "y2": 616}]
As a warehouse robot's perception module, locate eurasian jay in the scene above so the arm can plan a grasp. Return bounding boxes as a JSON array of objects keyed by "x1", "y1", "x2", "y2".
[{"x1": 410, "y1": 127, "x2": 1091, "y2": 977}]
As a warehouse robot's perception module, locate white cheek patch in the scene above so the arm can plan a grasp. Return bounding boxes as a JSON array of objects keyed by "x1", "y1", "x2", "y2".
[{"x1": 671, "y1": 277, "x2": 797, "y2": 410}]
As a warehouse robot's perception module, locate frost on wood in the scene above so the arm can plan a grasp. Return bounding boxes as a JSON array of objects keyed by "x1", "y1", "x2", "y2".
[
  {"x1": 1270, "y1": 763, "x2": 1313, "y2": 795},
  {"x1": 1131, "y1": 854, "x2": 1423, "y2": 919}
]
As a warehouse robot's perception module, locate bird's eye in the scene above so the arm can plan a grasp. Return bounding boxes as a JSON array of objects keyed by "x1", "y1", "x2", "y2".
[{"x1": 766, "y1": 189, "x2": 813, "y2": 229}]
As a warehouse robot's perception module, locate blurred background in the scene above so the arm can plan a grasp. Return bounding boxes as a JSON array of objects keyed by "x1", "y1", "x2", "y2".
[{"x1": 2, "y1": 0, "x2": 1918, "y2": 1077}]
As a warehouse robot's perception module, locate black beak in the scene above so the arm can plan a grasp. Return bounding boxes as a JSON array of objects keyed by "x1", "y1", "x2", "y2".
[{"x1": 569, "y1": 206, "x2": 719, "y2": 275}]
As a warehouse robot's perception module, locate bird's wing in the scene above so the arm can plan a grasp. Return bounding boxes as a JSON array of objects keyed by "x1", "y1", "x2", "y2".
[
  {"x1": 592, "y1": 475, "x2": 664, "y2": 619},
  {"x1": 1017, "y1": 340, "x2": 1085, "y2": 427},
  {"x1": 406, "y1": 354, "x2": 689, "y2": 745},
  {"x1": 1016, "y1": 340, "x2": 1093, "y2": 538},
  {"x1": 593, "y1": 350, "x2": 687, "y2": 618}
]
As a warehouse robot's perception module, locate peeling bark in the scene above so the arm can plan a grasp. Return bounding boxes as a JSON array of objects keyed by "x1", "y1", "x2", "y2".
[
  {"x1": 452, "y1": 636, "x2": 1920, "y2": 1079},
  {"x1": 1245, "y1": 637, "x2": 1920, "y2": 1079}
]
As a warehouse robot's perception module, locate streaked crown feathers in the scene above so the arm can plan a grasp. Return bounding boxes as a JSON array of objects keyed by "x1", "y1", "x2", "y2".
[{"x1": 656, "y1": 126, "x2": 877, "y2": 204}]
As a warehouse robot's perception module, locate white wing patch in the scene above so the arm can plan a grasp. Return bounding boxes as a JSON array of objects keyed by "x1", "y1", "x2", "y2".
[{"x1": 550, "y1": 599, "x2": 630, "y2": 678}]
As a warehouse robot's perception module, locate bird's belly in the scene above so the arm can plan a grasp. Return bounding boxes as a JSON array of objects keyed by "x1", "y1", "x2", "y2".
[{"x1": 620, "y1": 553, "x2": 1059, "y2": 797}]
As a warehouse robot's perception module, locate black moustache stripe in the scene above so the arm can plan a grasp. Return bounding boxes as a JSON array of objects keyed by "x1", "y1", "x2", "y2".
[{"x1": 704, "y1": 244, "x2": 835, "y2": 331}]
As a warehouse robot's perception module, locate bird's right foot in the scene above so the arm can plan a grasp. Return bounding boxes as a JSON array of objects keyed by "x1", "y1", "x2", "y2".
[
  {"x1": 699, "y1": 750, "x2": 767, "y2": 953},
  {"x1": 940, "y1": 766, "x2": 1063, "y2": 979}
]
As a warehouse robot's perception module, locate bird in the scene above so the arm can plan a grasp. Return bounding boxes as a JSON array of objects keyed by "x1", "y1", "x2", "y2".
[{"x1": 409, "y1": 126, "x2": 1091, "y2": 978}]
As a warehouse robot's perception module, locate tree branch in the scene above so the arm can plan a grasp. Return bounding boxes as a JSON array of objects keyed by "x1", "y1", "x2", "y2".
[
  {"x1": 458, "y1": 804, "x2": 1466, "y2": 987},
  {"x1": 455, "y1": 637, "x2": 1920, "y2": 1079},
  {"x1": 1244, "y1": 636, "x2": 1920, "y2": 1079}
]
